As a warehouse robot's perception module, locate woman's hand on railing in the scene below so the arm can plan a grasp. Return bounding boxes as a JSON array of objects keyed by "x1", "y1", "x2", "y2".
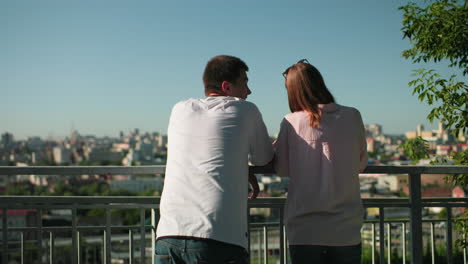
[{"x1": 248, "y1": 168, "x2": 260, "y2": 200}]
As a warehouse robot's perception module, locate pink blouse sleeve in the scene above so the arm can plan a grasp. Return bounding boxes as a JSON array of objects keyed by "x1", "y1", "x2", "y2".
[{"x1": 273, "y1": 118, "x2": 290, "y2": 177}]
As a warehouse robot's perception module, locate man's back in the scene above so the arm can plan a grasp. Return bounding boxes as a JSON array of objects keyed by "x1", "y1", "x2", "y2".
[{"x1": 157, "y1": 96, "x2": 273, "y2": 249}]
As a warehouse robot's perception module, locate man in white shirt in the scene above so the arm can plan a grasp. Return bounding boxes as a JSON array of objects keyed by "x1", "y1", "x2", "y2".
[{"x1": 155, "y1": 55, "x2": 274, "y2": 263}]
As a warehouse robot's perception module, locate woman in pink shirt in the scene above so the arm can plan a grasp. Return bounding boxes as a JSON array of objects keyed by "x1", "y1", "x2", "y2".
[{"x1": 274, "y1": 59, "x2": 367, "y2": 264}]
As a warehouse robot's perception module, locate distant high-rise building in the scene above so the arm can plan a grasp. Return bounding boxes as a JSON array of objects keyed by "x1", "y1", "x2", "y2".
[
  {"x1": 417, "y1": 124, "x2": 424, "y2": 137},
  {"x1": 53, "y1": 146, "x2": 72, "y2": 164},
  {"x1": 405, "y1": 124, "x2": 440, "y2": 144},
  {"x1": 365, "y1": 124, "x2": 382, "y2": 138},
  {"x1": 1, "y1": 132, "x2": 14, "y2": 147},
  {"x1": 157, "y1": 135, "x2": 168, "y2": 149}
]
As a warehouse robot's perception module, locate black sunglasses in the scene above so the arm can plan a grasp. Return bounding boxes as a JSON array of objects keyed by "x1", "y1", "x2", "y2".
[{"x1": 282, "y1": 59, "x2": 310, "y2": 78}]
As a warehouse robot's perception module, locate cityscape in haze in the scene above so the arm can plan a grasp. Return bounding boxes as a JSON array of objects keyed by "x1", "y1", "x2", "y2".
[{"x1": 1, "y1": 120, "x2": 466, "y2": 198}]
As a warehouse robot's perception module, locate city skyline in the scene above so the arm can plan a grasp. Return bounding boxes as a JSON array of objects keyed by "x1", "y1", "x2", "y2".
[{"x1": 2, "y1": 0, "x2": 459, "y2": 139}]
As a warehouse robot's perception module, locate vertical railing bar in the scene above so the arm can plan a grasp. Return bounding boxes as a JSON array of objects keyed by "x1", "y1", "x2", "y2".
[
  {"x1": 387, "y1": 223, "x2": 391, "y2": 264},
  {"x1": 151, "y1": 208, "x2": 157, "y2": 264},
  {"x1": 464, "y1": 227, "x2": 467, "y2": 264},
  {"x1": 77, "y1": 231, "x2": 81, "y2": 264},
  {"x1": 263, "y1": 225, "x2": 268, "y2": 264},
  {"x1": 409, "y1": 173, "x2": 423, "y2": 264},
  {"x1": 279, "y1": 208, "x2": 284, "y2": 264},
  {"x1": 283, "y1": 225, "x2": 287, "y2": 264},
  {"x1": 379, "y1": 207, "x2": 385, "y2": 264},
  {"x1": 105, "y1": 208, "x2": 111, "y2": 264},
  {"x1": 72, "y1": 207, "x2": 78, "y2": 264},
  {"x1": 431, "y1": 222, "x2": 435, "y2": 264},
  {"x1": 37, "y1": 208, "x2": 43, "y2": 264},
  {"x1": 2, "y1": 208, "x2": 7, "y2": 264},
  {"x1": 372, "y1": 223, "x2": 375, "y2": 264},
  {"x1": 129, "y1": 229, "x2": 134, "y2": 264},
  {"x1": 49, "y1": 231, "x2": 54, "y2": 264},
  {"x1": 21, "y1": 232, "x2": 24, "y2": 264},
  {"x1": 103, "y1": 229, "x2": 107, "y2": 264},
  {"x1": 402, "y1": 222, "x2": 406, "y2": 264},
  {"x1": 140, "y1": 208, "x2": 146, "y2": 263},
  {"x1": 446, "y1": 207, "x2": 453, "y2": 264},
  {"x1": 258, "y1": 228, "x2": 262, "y2": 263}
]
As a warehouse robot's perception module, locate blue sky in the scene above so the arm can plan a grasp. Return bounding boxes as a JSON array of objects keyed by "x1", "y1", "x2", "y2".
[{"x1": 1, "y1": 0, "x2": 455, "y2": 139}]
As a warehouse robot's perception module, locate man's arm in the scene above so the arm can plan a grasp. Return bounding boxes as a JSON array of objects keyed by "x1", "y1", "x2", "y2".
[{"x1": 248, "y1": 105, "x2": 274, "y2": 166}]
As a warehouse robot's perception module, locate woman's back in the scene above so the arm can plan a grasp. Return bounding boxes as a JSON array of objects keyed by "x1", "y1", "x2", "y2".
[{"x1": 274, "y1": 103, "x2": 367, "y2": 246}]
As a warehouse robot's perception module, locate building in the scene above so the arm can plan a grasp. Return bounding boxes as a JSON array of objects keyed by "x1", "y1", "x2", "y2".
[
  {"x1": 366, "y1": 124, "x2": 382, "y2": 137},
  {"x1": 53, "y1": 146, "x2": 72, "y2": 164},
  {"x1": 1, "y1": 132, "x2": 14, "y2": 148},
  {"x1": 376, "y1": 174, "x2": 409, "y2": 193},
  {"x1": 366, "y1": 137, "x2": 375, "y2": 153},
  {"x1": 86, "y1": 148, "x2": 123, "y2": 164}
]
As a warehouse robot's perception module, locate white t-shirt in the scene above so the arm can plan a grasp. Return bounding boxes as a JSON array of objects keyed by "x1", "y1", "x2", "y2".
[{"x1": 156, "y1": 96, "x2": 274, "y2": 249}]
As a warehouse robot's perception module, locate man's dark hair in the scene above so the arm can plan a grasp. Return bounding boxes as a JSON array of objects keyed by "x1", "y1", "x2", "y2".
[{"x1": 203, "y1": 55, "x2": 249, "y2": 96}]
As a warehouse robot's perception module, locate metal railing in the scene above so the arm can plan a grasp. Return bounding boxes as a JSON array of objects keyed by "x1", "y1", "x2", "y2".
[{"x1": 0, "y1": 165, "x2": 467, "y2": 264}]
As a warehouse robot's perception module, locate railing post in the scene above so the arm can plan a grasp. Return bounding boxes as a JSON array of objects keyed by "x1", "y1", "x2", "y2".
[
  {"x1": 77, "y1": 231, "x2": 81, "y2": 264},
  {"x1": 446, "y1": 207, "x2": 453, "y2": 264},
  {"x1": 140, "y1": 208, "x2": 146, "y2": 263},
  {"x1": 2, "y1": 208, "x2": 8, "y2": 264},
  {"x1": 103, "y1": 230, "x2": 106, "y2": 264},
  {"x1": 21, "y1": 232, "x2": 24, "y2": 264},
  {"x1": 371, "y1": 223, "x2": 375, "y2": 264},
  {"x1": 258, "y1": 228, "x2": 262, "y2": 263},
  {"x1": 279, "y1": 208, "x2": 284, "y2": 264},
  {"x1": 37, "y1": 208, "x2": 43, "y2": 264},
  {"x1": 409, "y1": 173, "x2": 423, "y2": 264},
  {"x1": 263, "y1": 225, "x2": 268, "y2": 264},
  {"x1": 387, "y1": 223, "x2": 391, "y2": 264},
  {"x1": 464, "y1": 228, "x2": 467, "y2": 264},
  {"x1": 379, "y1": 207, "x2": 385, "y2": 264},
  {"x1": 72, "y1": 206, "x2": 78, "y2": 264},
  {"x1": 151, "y1": 208, "x2": 157, "y2": 264},
  {"x1": 105, "y1": 208, "x2": 111, "y2": 264},
  {"x1": 402, "y1": 222, "x2": 406, "y2": 264},
  {"x1": 283, "y1": 225, "x2": 287, "y2": 264},
  {"x1": 49, "y1": 232, "x2": 54, "y2": 264},
  {"x1": 129, "y1": 229, "x2": 134, "y2": 264},
  {"x1": 430, "y1": 222, "x2": 435, "y2": 264}
]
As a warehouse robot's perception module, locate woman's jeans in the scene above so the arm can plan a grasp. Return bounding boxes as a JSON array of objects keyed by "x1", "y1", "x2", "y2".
[
  {"x1": 289, "y1": 243, "x2": 361, "y2": 264},
  {"x1": 154, "y1": 237, "x2": 249, "y2": 264}
]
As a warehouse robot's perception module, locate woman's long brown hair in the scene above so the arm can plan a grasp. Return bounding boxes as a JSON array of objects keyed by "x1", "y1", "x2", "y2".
[{"x1": 285, "y1": 62, "x2": 335, "y2": 128}]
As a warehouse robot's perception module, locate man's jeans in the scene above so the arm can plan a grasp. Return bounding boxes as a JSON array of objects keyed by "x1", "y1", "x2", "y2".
[
  {"x1": 289, "y1": 243, "x2": 361, "y2": 264},
  {"x1": 154, "y1": 237, "x2": 249, "y2": 264}
]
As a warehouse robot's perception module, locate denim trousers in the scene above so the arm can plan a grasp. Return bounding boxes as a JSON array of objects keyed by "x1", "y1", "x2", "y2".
[
  {"x1": 289, "y1": 243, "x2": 361, "y2": 264},
  {"x1": 154, "y1": 237, "x2": 249, "y2": 264}
]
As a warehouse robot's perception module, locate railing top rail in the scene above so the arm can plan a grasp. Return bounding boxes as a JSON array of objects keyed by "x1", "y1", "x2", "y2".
[
  {"x1": 0, "y1": 196, "x2": 466, "y2": 206},
  {"x1": 0, "y1": 165, "x2": 467, "y2": 175},
  {"x1": 0, "y1": 165, "x2": 167, "y2": 175}
]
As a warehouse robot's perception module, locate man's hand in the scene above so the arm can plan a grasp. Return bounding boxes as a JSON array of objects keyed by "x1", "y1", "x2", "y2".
[{"x1": 248, "y1": 168, "x2": 259, "y2": 200}]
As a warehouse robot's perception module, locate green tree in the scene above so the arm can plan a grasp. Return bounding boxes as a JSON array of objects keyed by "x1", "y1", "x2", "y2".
[
  {"x1": 398, "y1": 136, "x2": 430, "y2": 164},
  {"x1": 399, "y1": 0, "x2": 467, "y2": 250},
  {"x1": 399, "y1": 0, "x2": 467, "y2": 138}
]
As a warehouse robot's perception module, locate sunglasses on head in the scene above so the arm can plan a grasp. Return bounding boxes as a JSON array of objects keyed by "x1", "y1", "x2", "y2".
[{"x1": 282, "y1": 59, "x2": 310, "y2": 78}]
